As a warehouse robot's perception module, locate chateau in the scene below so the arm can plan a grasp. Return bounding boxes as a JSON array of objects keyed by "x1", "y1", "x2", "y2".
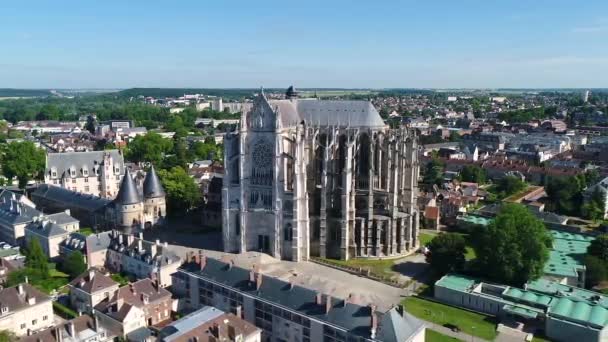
[{"x1": 223, "y1": 87, "x2": 420, "y2": 261}]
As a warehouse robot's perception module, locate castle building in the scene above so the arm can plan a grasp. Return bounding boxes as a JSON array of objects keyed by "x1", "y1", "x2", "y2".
[
  {"x1": 33, "y1": 166, "x2": 167, "y2": 232},
  {"x1": 45, "y1": 150, "x2": 125, "y2": 199},
  {"x1": 223, "y1": 87, "x2": 420, "y2": 261}
]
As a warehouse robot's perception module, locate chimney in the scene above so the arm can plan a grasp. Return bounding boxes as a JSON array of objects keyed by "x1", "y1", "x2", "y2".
[
  {"x1": 126, "y1": 234, "x2": 134, "y2": 246},
  {"x1": 200, "y1": 254, "x2": 207, "y2": 270},
  {"x1": 54, "y1": 326, "x2": 63, "y2": 342},
  {"x1": 370, "y1": 305, "x2": 378, "y2": 339},
  {"x1": 141, "y1": 294, "x2": 149, "y2": 304},
  {"x1": 255, "y1": 273, "x2": 263, "y2": 290},
  {"x1": 211, "y1": 323, "x2": 220, "y2": 338},
  {"x1": 138, "y1": 232, "x2": 143, "y2": 240},
  {"x1": 325, "y1": 295, "x2": 332, "y2": 314},
  {"x1": 88, "y1": 269, "x2": 95, "y2": 281},
  {"x1": 67, "y1": 321, "x2": 75, "y2": 337},
  {"x1": 27, "y1": 294, "x2": 36, "y2": 305},
  {"x1": 130, "y1": 284, "x2": 136, "y2": 295},
  {"x1": 228, "y1": 260, "x2": 234, "y2": 270},
  {"x1": 289, "y1": 277, "x2": 296, "y2": 290},
  {"x1": 249, "y1": 270, "x2": 255, "y2": 285},
  {"x1": 396, "y1": 304, "x2": 405, "y2": 317},
  {"x1": 315, "y1": 293, "x2": 323, "y2": 306},
  {"x1": 17, "y1": 284, "x2": 23, "y2": 295},
  {"x1": 236, "y1": 305, "x2": 243, "y2": 319},
  {"x1": 228, "y1": 324, "x2": 237, "y2": 340},
  {"x1": 118, "y1": 234, "x2": 124, "y2": 244},
  {"x1": 64, "y1": 209, "x2": 71, "y2": 216},
  {"x1": 93, "y1": 314, "x2": 100, "y2": 332}
]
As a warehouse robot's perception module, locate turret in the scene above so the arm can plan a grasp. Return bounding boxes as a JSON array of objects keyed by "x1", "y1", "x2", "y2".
[
  {"x1": 114, "y1": 168, "x2": 143, "y2": 233},
  {"x1": 142, "y1": 166, "x2": 166, "y2": 227}
]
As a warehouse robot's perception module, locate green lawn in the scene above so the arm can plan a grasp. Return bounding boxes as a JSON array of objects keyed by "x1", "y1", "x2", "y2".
[
  {"x1": 78, "y1": 227, "x2": 94, "y2": 236},
  {"x1": 319, "y1": 257, "x2": 400, "y2": 280},
  {"x1": 426, "y1": 329, "x2": 462, "y2": 342},
  {"x1": 403, "y1": 297, "x2": 497, "y2": 340},
  {"x1": 420, "y1": 233, "x2": 435, "y2": 246},
  {"x1": 111, "y1": 273, "x2": 131, "y2": 286},
  {"x1": 531, "y1": 334, "x2": 552, "y2": 342}
]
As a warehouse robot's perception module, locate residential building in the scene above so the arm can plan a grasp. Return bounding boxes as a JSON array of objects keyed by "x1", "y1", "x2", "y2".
[
  {"x1": 20, "y1": 314, "x2": 117, "y2": 342},
  {"x1": 224, "y1": 87, "x2": 420, "y2": 261},
  {"x1": 158, "y1": 306, "x2": 262, "y2": 342},
  {"x1": 106, "y1": 231, "x2": 181, "y2": 287},
  {"x1": 0, "y1": 190, "x2": 43, "y2": 244},
  {"x1": 69, "y1": 268, "x2": 120, "y2": 314},
  {"x1": 0, "y1": 283, "x2": 54, "y2": 336},
  {"x1": 584, "y1": 176, "x2": 608, "y2": 219},
  {"x1": 95, "y1": 278, "x2": 172, "y2": 328},
  {"x1": 172, "y1": 255, "x2": 426, "y2": 342},
  {"x1": 24, "y1": 218, "x2": 70, "y2": 259},
  {"x1": 61, "y1": 231, "x2": 112, "y2": 268},
  {"x1": 44, "y1": 150, "x2": 126, "y2": 199}
]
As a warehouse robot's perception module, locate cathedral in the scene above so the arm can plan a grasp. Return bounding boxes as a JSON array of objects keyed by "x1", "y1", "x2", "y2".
[{"x1": 223, "y1": 87, "x2": 420, "y2": 261}]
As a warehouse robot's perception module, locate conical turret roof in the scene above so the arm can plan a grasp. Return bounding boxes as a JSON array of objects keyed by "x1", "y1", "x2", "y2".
[
  {"x1": 143, "y1": 165, "x2": 165, "y2": 198},
  {"x1": 114, "y1": 168, "x2": 141, "y2": 205}
]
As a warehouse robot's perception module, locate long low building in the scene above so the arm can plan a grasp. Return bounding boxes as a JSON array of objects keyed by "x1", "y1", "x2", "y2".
[
  {"x1": 435, "y1": 274, "x2": 608, "y2": 342},
  {"x1": 172, "y1": 254, "x2": 426, "y2": 342}
]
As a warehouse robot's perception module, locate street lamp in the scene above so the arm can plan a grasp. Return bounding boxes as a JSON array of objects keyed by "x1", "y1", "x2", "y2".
[{"x1": 471, "y1": 326, "x2": 475, "y2": 342}]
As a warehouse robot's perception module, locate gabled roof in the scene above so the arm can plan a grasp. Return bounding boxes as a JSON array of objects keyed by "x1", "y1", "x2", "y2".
[
  {"x1": 69, "y1": 269, "x2": 118, "y2": 294},
  {"x1": 0, "y1": 283, "x2": 51, "y2": 312},
  {"x1": 114, "y1": 168, "x2": 141, "y2": 205},
  {"x1": 46, "y1": 150, "x2": 124, "y2": 178},
  {"x1": 376, "y1": 307, "x2": 425, "y2": 342},
  {"x1": 25, "y1": 219, "x2": 68, "y2": 238},
  {"x1": 143, "y1": 166, "x2": 165, "y2": 198},
  {"x1": 115, "y1": 278, "x2": 172, "y2": 308},
  {"x1": 32, "y1": 184, "x2": 111, "y2": 212}
]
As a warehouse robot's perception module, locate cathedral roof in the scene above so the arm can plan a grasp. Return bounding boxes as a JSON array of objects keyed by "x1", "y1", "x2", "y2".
[
  {"x1": 143, "y1": 165, "x2": 165, "y2": 198},
  {"x1": 268, "y1": 98, "x2": 386, "y2": 129},
  {"x1": 115, "y1": 168, "x2": 141, "y2": 205}
]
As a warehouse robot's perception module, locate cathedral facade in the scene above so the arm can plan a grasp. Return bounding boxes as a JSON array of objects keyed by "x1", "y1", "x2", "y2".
[{"x1": 223, "y1": 87, "x2": 420, "y2": 261}]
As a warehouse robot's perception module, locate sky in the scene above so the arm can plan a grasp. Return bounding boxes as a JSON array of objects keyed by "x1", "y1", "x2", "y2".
[{"x1": 1, "y1": 0, "x2": 607, "y2": 89}]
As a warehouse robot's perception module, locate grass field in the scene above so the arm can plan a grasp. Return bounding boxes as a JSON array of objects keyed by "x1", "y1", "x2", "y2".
[
  {"x1": 420, "y1": 232, "x2": 435, "y2": 246},
  {"x1": 402, "y1": 297, "x2": 497, "y2": 340},
  {"x1": 78, "y1": 227, "x2": 94, "y2": 236},
  {"x1": 420, "y1": 232, "x2": 476, "y2": 260},
  {"x1": 426, "y1": 329, "x2": 462, "y2": 342}
]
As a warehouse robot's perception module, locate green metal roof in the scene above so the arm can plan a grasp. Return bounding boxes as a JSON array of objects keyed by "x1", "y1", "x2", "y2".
[
  {"x1": 503, "y1": 287, "x2": 553, "y2": 306},
  {"x1": 456, "y1": 215, "x2": 492, "y2": 226},
  {"x1": 503, "y1": 304, "x2": 541, "y2": 319},
  {"x1": 543, "y1": 230, "x2": 593, "y2": 279},
  {"x1": 435, "y1": 274, "x2": 477, "y2": 292}
]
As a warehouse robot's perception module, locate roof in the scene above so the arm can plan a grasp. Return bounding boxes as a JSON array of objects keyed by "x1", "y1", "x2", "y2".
[
  {"x1": 32, "y1": 184, "x2": 111, "y2": 212},
  {"x1": 160, "y1": 308, "x2": 260, "y2": 342},
  {"x1": 114, "y1": 168, "x2": 141, "y2": 205},
  {"x1": 544, "y1": 230, "x2": 593, "y2": 279},
  {"x1": 114, "y1": 278, "x2": 172, "y2": 308},
  {"x1": 20, "y1": 314, "x2": 116, "y2": 342},
  {"x1": 25, "y1": 219, "x2": 68, "y2": 238},
  {"x1": 376, "y1": 307, "x2": 425, "y2": 342},
  {"x1": 424, "y1": 206, "x2": 439, "y2": 220},
  {"x1": 264, "y1": 96, "x2": 386, "y2": 129},
  {"x1": 143, "y1": 166, "x2": 165, "y2": 198},
  {"x1": 456, "y1": 215, "x2": 492, "y2": 226},
  {"x1": 45, "y1": 211, "x2": 79, "y2": 225},
  {"x1": 46, "y1": 150, "x2": 124, "y2": 178},
  {"x1": 0, "y1": 283, "x2": 51, "y2": 312},
  {"x1": 0, "y1": 190, "x2": 42, "y2": 226},
  {"x1": 108, "y1": 231, "x2": 181, "y2": 267},
  {"x1": 179, "y1": 257, "x2": 380, "y2": 339},
  {"x1": 69, "y1": 269, "x2": 118, "y2": 294},
  {"x1": 435, "y1": 274, "x2": 478, "y2": 292}
]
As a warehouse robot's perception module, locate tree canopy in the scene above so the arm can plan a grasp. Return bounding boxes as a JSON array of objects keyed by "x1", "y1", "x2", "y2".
[
  {"x1": 157, "y1": 166, "x2": 201, "y2": 213},
  {"x1": 25, "y1": 238, "x2": 49, "y2": 276},
  {"x1": 0, "y1": 141, "x2": 45, "y2": 188},
  {"x1": 62, "y1": 250, "x2": 87, "y2": 279},
  {"x1": 472, "y1": 204, "x2": 552, "y2": 286},
  {"x1": 422, "y1": 158, "x2": 445, "y2": 188},
  {"x1": 426, "y1": 233, "x2": 467, "y2": 275},
  {"x1": 125, "y1": 132, "x2": 173, "y2": 165},
  {"x1": 493, "y1": 175, "x2": 526, "y2": 198},
  {"x1": 458, "y1": 165, "x2": 486, "y2": 184}
]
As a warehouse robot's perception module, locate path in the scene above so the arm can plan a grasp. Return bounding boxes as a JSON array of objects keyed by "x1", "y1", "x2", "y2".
[{"x1": 422, "y1": 318, "x2": 491, "y2": 342}]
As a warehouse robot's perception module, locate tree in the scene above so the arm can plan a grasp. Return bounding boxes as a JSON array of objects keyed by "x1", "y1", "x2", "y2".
[
  {"x1": 422, "y1": 158, "x2": 445, "y2": 188},
  {"x1": 495, "y1": 175, "x2": 526, "y2": 197},
  {"x1": 125, "y1": 132, "x2": 173, "y2": 165},
  {"x1": 545, "y1": 176, "x2": 585, "y2": 216},
  {"x1": 62, "y1": 250, "x2": 87, "y2": 279},
  {"x1": 157, "y1": 166, "x2": 201, "y2": 213},
  {"x1": 426, "y1": 233, "x2": 467, "y2": 275},
  {"x1": 584, "y1": 255, "x2": 608, "y2": 288},
  {"x1": 582, "y1": 188, "x2": 605, "y2": 221},
  {"x1": 588, "y1": 234, "x2": 608, "y2": 262},
  {"x1": 458, "y1": 165, "x2": 486, "y2": 184},
  {"x1": 0, "y1": 330, "x2": 17, "y2": 342},
  {"x1": 25, "y1": 238, "x2": 49, "y2": 276},
  {"x1": 472, "y1": 204, "x2": 552, "y2": 286},
  {"x1": 0, "y1": 141, "x2": 45, "y2": 188},
  {"x1": 85, "y1": 115, "x2": 96, "y2": 134}
]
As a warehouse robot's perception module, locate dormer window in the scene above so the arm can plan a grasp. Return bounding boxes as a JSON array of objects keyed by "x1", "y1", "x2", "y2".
[
  {"x1": 51, "y1": 167, "x2": 57, "y2": 178},
  {"x1": 114, "y1": 167, "x2": 120, "y2": 175},
  {"x1": 0, "y1": 307, "x2": 7, "y2": 314},
  {"x1": 70, "y1": 167, "x2": 76, "y2": 177},
  {"x1": 82, "y1": 168, "x2": 89, "y2": 176}
]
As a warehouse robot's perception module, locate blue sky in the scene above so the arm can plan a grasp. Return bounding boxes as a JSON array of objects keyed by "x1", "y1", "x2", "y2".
[{"x1": 1, "y1": 0, "x2": 607, "y2": 88}]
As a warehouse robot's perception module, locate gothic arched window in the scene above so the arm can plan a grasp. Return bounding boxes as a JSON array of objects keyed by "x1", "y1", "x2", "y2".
[{"x1": 251, "y1": 139, "x2": 273, "y2": 186}]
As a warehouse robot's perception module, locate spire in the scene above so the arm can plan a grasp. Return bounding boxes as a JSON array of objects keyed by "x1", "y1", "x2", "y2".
[
  {"x1": 143, "y1": 165, "x2": 165, "y2": 198},
  {"x1": 285, "y1": 85, "x2": 299, "y2": 99},
  {"x1": 115, "y1": 168, "x2": 141, "y2": 205}
]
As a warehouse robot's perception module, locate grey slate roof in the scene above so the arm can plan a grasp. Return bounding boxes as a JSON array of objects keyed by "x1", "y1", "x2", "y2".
[
  {"x1": 32, "y1": 184, "x2": 111, "y2": 212},
  {"x1": 0, "y1": 283, "x2": 51, "y2": 312},
  {"x1": 180, "y1": 258, "x2": 400, "y2": 340},
  {"x1": 114, "y1": 168, "x2": 141, "y2": 205},
  {"x1": 143, "y1": 166, "x2": 165, "y2": 198},
  {"x1": 45, "y1": 211, "x2": 79, "y2": 225},
  {"x1": 69, "y1": 269, "x2": 118, "y2": 294},
  {"x1": 46, "y1": 150, "x2": 124, "y2": 178},
  {"x1": 109, "y1": 232, "x2": 181, "y2": 267},
  {"x1": 266, "y1": 97, "x2": 386, "y2": 129},
  {"x1": 25, "y1": 219, "x2": 68, "y2": 238},
  {"x1": 376, "y1": 307, "x2": 425, "y2": 342},
  {"x1": 0, "y1": 191, "x2": 43, "y2": 226}
]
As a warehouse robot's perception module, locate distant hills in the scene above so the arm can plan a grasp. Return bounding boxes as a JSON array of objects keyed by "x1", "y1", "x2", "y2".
[{"x1": 0, "y1": 89, "x2": 54, "y2": 97}]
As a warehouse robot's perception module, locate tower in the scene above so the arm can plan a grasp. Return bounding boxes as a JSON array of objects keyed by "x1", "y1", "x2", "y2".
[
  {"x1": 142, "y1": 165, "x2": 166, "y2": 228},
  {"x1": 114, "y1": 168, "x2": 143, "y2": 233}
]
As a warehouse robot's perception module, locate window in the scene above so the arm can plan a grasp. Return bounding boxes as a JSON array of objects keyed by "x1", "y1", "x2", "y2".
[
  {"x1": 116, "y1": 175, "x2": 120, "y2": 181},
  {"x1": 32, "y1": 319, "x2": 37, "y2": 325},
  {"x1": 52, "y1": 171, "x2": 57, "y2": 177},
  {"x1": 85, "y1": 186, "x2": 90, "y2": 192},
  {"x1": 72, "y1": 178, "x2": 76, "y2": 184},
  {"x1": 43, "y1": 315, "x2": 48, "y2": 321},
  {"x1": 84, "y1": 177, "x2": 89, "y2": 183},
  {"x1": 20, "y1": 324, "x2": 25, "y2": 329},
  {"x1": 284, "y1": 224, "x2": 293, "y2": 241}
]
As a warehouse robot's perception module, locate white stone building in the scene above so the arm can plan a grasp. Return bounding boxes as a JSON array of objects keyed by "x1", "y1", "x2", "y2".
[
  {"x1": 45, "y1": 150, "x2": 125, "y2": 199},
  {"x1": 223, "y1": 87, "x2": 420, "y2": 261}
]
